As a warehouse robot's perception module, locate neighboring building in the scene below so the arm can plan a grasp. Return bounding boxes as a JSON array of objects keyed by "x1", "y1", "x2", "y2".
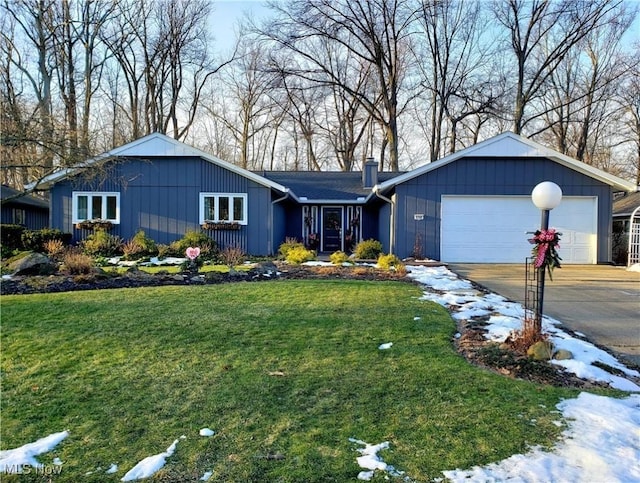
[
  {"x1": 30, "y1": 132, "x2": 636, "y2": 263},
  {"x1": 1, "y1": 185, "x2": 49, "y2": 230},
  {"x1": 612, "y1": 191, "x2": 640, "y2": 265}
]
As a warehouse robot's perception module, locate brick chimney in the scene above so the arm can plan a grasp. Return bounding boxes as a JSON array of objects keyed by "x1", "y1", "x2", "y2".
[{"x1": 362, "y1": 157, "x2": 378, "y2": 188}]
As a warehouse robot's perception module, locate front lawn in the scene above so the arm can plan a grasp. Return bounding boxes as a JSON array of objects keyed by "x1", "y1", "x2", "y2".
[{"x1": 1, "y1": 280, "x2": 577, "y2": 481}]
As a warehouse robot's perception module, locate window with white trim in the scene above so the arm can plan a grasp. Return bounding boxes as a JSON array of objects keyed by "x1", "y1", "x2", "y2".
[
  {"x1": 199, "y1": 193, "x2": 248, "y2": 224},
  {"x1": 72, "y1": 192, "x2": 120, "y2": 223}
]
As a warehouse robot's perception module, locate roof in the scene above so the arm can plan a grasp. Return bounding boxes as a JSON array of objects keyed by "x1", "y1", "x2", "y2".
[
  {"x1": 262, "y1": 171, "x2": 401, "y2": 203},
  {"x1": 613, "y1": 191, "x2": 640, "y2": 217},
  {"x1": 375, "y1": 132, "x2": 637, "y2": 193},
  {"x1": 26, "y1": 133, "x2": 289, "y2": 193},
  {"x1": 1, "y1": 185, "x2": 49, "y2": 209}
]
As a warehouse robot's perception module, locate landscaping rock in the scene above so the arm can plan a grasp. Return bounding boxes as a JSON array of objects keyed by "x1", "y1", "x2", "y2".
[
  {"x1": 527, "y1": 340, "x2": 554, "y2": 361},
  {"x1": 254, "y1": 261, "x2": 278, "y2": 276},
  {"x1": 9, "y1": 252, "x2": 57, "y2": 276},
  {"x1": 553, "y1": 349, "x2": 574, "y2": 360}
]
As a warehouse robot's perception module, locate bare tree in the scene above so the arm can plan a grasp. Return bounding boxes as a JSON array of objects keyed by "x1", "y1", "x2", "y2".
[
  {"x1": 261, "y1": 0, "x2": 417, "y2": 171},
  {"x1": 492, "y1": 0, "x2": 623, "y2": 135}
]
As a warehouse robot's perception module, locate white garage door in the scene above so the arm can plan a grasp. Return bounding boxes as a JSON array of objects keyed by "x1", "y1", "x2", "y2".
[{"x1": 441, "y1": 196, "x2": 597, "y2": 263}]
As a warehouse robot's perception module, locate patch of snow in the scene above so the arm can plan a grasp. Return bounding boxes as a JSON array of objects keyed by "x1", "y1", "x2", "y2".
[
  {"x1": 121, "y1": 437, "x2": 183, "y2": 481},
  {"x1": 443, "y1": 393, "x2": 640, "y2": 483},
  {"x1": 199, "y1": 428, "x2": 215, "y2": 437},
  {"x1": 349, "y1": 438, "x2": 406, "y2": 481},
  {"x1": 406, "y1": 265, "x2": 640, "y2": 391},
  {"x1": 0, "y1": 430, "x2": 69, "y2": 474},
  {"x1": 378, "y1": 342, "x2": 393, "y2": 350},
  {"x1": 2, "y1": 274, "x2": 12, "y2": 280},
  {"x1": 627, "y1": 263, "x2": 640, "y2": 272},
  {"x1": 52, "y1": 457, "x2": 63, "y2": 465},
  {"x1": 200, "y1": 470, "x2": 213, "y2": 481},
  {"x1": 148, "y1": 257, "x2": 187, "y2": 266},
  {"x1": 106, "y1": 463, "x2": 118, "y2": 474}
]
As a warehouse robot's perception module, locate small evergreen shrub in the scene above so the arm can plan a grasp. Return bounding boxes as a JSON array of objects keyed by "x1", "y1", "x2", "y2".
[
  {"x1": 329, "y1": 251, "x2": 351, "y2": 265},
  {"x1": 81, "y1": 229, "x2": 123, "y2": 257},
  {"x1": 21, "y1": 229, "x2": 71, "y2": 252},
  {"x1": 279, "y1": 237, "x2": 304, "y2": 258},
  {"x1": 377, "y1": 253, "x2": 403, "y2": 270},
  {"x1": 131, "y1": 230, "x2": 158, "y2": 256},
  {"x1": 354, "y1": 239, "x2": 383, "y2": 259},
  {"x1": 169, "y1": 230, "x2": 217, "y2": 259},
  {"x1": 285, "y1": 246, "x2": 316, "y2": 264}
]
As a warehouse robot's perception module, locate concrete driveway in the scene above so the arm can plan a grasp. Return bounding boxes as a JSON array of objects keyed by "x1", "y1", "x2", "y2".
[{"x1": 448, "y1": 264, "x2": 640, "y2": 368}]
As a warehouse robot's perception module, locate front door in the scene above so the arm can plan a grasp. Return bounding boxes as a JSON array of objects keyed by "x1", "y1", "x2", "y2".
[{"x1": 322, "y1": 207, "x2": 343, "y2": 252}]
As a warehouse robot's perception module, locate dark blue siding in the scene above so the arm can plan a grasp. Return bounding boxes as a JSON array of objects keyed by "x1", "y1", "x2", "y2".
[
  {"x1": 393, "y1": 157, "x2": 614, "y2": 262},
  {"x1": 51, "y1": 156, "x2": 275, "y2": 254}
]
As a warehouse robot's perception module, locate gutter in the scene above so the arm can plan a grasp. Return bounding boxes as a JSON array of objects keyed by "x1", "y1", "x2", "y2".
[{"x1": 372, "y1": 185, "x2": 395, "y2": 254}]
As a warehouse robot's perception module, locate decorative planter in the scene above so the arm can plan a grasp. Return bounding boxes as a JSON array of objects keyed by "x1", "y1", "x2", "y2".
[
  {"x1": 201, "y1": 222, "x2": 241, "y2": 231},
  {"x1": 75, "y1": 220, "x2": 113, "y2": 231}
]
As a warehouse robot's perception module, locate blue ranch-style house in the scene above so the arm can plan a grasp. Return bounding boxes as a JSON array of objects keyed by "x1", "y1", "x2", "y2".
[{"x1": 30, "y1": 132, "x2": 636, "y2": 264}]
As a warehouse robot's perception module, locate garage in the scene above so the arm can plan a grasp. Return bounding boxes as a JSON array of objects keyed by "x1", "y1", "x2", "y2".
[{"x1": 440, "y1": 195, "x2": 597, "y2": 264}]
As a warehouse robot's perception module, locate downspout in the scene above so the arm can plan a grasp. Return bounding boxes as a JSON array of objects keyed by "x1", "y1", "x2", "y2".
[
  {"x1": 270, "y1": 190, "x2": 289, "y2": 255},
  {"x1": 373, "y1": 185, "x2": 395, "y2": 254}
]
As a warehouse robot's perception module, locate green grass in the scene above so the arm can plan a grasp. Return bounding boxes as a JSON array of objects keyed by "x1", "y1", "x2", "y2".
[{"x1": 1, "y1": 280, "x2": 580, "y2": 482}]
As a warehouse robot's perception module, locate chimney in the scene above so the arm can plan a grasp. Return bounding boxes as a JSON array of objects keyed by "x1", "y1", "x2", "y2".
[{"x1": 362, "y1": 157, "x2": 378, "y2": 188}]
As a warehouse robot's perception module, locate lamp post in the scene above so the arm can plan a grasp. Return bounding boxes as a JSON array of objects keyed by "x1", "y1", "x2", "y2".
[{"x1": 530, "y1": 181, "x2": 563, "y2": 334}]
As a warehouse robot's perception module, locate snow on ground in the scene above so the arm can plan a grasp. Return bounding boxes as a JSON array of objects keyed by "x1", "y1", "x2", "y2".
[
  {"x1": 0, "y1": 430, "x2": 69, "y2": 474},
  {"x1": 443, "y1": 392, "x2": 640, "y2": 482},
  {"x1": 406, "y1": 265, "x2": 640, "y2": 391},
  {"x1": 349, "y1": 438, "x2": 406, "y2": 481},
  {"x1": 120, "y1": 435, "x2": 185, "y2": 482}
]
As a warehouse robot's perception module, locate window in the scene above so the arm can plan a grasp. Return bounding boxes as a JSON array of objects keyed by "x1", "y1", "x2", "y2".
[
  {"x1": 199, "y1": 193, "x2": 247, "y2": 224},
  {"x1": 72, "y1": 192, "x2": 120, "y2": 223},
  {"x1": 12, "y1": 208, "x2": 26, "y2": 225}
]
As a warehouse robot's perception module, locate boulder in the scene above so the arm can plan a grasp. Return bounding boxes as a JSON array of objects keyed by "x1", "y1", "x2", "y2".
[
  {"x1": 527, "y1": 340, "x2": 554, "y2": 361},
  {"x1": 8, "y1": 252, "x2": 57, "y2": 276},
  {"x1": 553, "y1": 349, "x2": 574, "y2": 360}
]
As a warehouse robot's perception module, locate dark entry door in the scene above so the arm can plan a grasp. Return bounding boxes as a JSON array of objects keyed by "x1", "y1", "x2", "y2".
[{"x1": 322, "y1": 207, "x2": 343, "y2": 252}]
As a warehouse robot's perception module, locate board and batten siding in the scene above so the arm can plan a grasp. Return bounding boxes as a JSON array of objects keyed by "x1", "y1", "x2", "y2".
[
  {"x1": 51, "y1": 156, "x2": 275, "y2": 254},
  {"x1": 393, "y1": 157, "x2": 613, "y2": 262}
]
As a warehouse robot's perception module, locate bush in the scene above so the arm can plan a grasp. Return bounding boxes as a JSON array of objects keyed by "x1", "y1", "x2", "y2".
[
  {"x1": 1, "y1": 224, "x2": 25, "y2": 252},
  {"x1": 219, "y1": 245, "x2": 246, "y2": 269},
  {"x1": 43, "y1": 239, "x2": 66, "y2": 260},
  {"x1": 329, "y1": 251, "x2": 351, "y2": 265},
  {"x1": 169, "y1": 230, "x2": 217, "y2": 259},
  {"x1": 377, "y1": 253, "x2": 404, "y2": 271},
  {"x1": 81, "y1": 229, "x2": 123, "y2": 257},
  {"x1": 21, "y1": 229, "x2": 71, "y2": 252},
  {"x1": 354, "y1": 239, "x2": 383, "y2": 260},
  {"x1": 131, "y1": 230, "x2": 158, "y2": 256},
  {"x1": 62, "y1": 248, "x2": 95, "y2": 275},
  {"x1": 279, "y1": 237, "x2": 304, "y2": 258},
  {"x1": 122, "y1": 239, "x2": 144, "y2": 260},
  {"x1": 285, "y1": 246, "x2": 316, "y2": 264}
]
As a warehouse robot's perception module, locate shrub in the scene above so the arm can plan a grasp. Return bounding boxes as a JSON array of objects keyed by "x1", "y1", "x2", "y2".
[
  {"x1": 21, "y1": 229, "x2": 71, "y2": 252},
  {"x1": 131, "y1": 230, "x2": 158, "y2": 256},
  {"x1": 43, "y1": 239, "x2": 66, "y2": 260},
  {"x1": 329, "y1": 250, "x2": 351, "y2": 265},
  {"x1": 278, "y1": 237, "x2": 304, "y2": 258},
  {"x1": 285, "y1": 246, "x2": 316, "y2": 264},
  {"x1": 169, "y1": 230, "x2": 217, "y2": 259},
  {"x1": 354, "y1": 239, "x2": 383, "y2": 260},
  {"x1": 1, "y1": 224, "x2": 25, "y2": 251},
  {"x1": 377, "y1": 253, "x2": 404, "y2": 270},
  {"x1": 219, "y1": 245, "x2": 246, "y2": 269},
  {"x1": 62, "y1": 248, "x2": 95, "y2": 275},
  {"x1": 81, "y1": 229, "x2": 123, "y2": 257},
  {"x1": 122, "y1": 239, "x2": 144, "y2": 260}
]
